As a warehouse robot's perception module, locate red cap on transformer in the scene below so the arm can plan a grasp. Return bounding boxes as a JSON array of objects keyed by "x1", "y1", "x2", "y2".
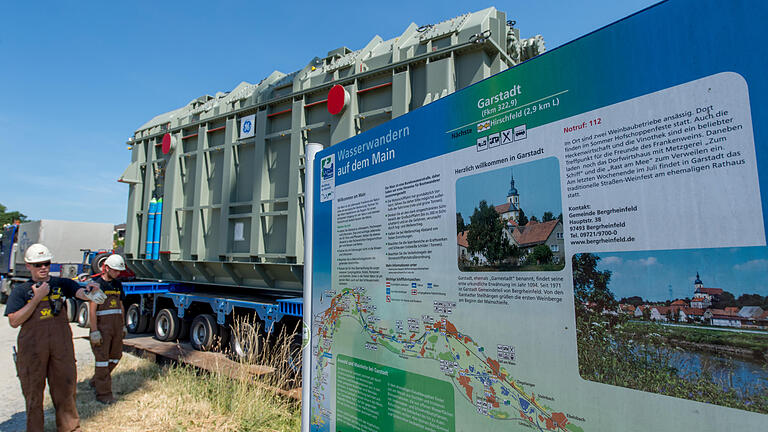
[
  {"x1": 327, "y1": 84, "x2": 349, "y2": 115},
  {"x1": 161, "y1": 133, "x2": 172, "y2": 154}
]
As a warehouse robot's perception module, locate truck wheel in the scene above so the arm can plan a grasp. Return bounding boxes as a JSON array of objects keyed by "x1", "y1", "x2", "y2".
[
  {"x1": 0, "y1": 291, "x2": 8, "y2": 304},
  {"x1": 190, "y1": 314, "x2": 218, "y2": 351},
  {"x1": 91, "y1": 252, "x2": 111, "y2": 274},
  {"x1": 155, "y1": 308, "x2": 180, "y2": 341},
  {"x1": 287, "y1": 333, "x2": 303, "y2": 386},
  {"x1": 228, "y1": 322, "x2": 262, "y2": 363},
  {"x1": 217, "y1": 324, "x2": 231, "y2": 350},
  {"x1": 77, "y1": 302, "x2": 89, "y2": 328},
  {"x1": 65, "y1": 298, "x2": 78, "y2": 322},
  {"x1": 126, "y1": 304, "x2": 149, "y2": 333}
]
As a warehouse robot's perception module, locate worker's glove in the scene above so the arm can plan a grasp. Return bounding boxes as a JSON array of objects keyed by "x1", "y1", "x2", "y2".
[
  {"x1": 90, "y1": 331, "x2": 103, "y2": 346},
  {"x1": 122, "y1": 326, "x2": 127, "y2": 338},
  {"x1": 84, "y1": 283, "x2": 107, "y2": 305}
]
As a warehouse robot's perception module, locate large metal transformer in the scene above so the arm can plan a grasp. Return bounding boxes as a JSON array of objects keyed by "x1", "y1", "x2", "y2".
[{"x1": 120, "y1": 7, "x2": 544, "y2": 294}]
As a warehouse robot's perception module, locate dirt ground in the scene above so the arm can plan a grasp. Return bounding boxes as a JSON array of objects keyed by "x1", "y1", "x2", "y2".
[{"x1": 0, "y1": 304, "x2": 97, "y2": 432}]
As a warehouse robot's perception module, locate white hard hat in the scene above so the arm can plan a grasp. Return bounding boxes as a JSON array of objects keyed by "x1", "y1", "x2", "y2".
[
  {"x1": 24, "y1": 243, "x2": 53, "y2": 263},
  {"x1": 104, "y1": 254, "x2": 126, "y2": 271}
]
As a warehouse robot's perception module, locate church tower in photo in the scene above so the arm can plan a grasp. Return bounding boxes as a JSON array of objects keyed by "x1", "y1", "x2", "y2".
[{"x1": 507, "y1": 170, "x2": 520, "y2": 223}]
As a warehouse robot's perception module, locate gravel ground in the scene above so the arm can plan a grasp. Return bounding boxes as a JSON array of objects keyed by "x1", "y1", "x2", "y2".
[{"x1": 0, "y1": 304, "x2": 95, "y2": 432}]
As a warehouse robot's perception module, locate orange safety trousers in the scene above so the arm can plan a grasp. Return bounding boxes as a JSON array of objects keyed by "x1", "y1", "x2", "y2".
[
  {"x1": 90, "y1": 300, "x2": 123, "y2": 401},
  {"x1": 17, "y1": 299, "x2": 81, "y2": 432}
]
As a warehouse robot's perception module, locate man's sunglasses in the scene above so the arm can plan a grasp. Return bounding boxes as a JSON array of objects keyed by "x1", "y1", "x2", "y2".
[{"x1": 32, "y1": 262, "x2": 51, "y2": 268}]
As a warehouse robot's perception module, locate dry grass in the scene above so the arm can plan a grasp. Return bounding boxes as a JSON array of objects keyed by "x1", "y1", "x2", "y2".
[{"x1": 41, "y1": 319, "x2": 302, "y2": 431}]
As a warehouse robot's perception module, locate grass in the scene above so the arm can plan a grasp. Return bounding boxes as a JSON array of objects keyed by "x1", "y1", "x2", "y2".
[
  {"x1": 459, "y1": 262, "x2": 565, "y2": 272},
  {"x1": 40, "y1": 320, "x2": 302, "y2": 431},
  {"x1": 625, "y1": 321, "x2": 768, "y2": 357}
]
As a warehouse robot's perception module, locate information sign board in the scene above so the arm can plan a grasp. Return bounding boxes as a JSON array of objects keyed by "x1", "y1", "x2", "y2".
[{"x1": 309, "y1": 1, "x2": 768, "y2": 430}]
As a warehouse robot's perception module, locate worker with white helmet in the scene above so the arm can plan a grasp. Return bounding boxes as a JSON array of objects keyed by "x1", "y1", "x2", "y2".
[
  {"x1": 5, "y1": 243, "x2": 107, "y2": 432},
  {"x1": 88, "y1": 253, "x2": 128, "y2": 404}
]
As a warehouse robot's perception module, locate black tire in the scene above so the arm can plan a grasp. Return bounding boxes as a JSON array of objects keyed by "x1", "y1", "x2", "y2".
[
  {"x1": 154, "y1": 308, "x2": 180, "y2": 341},
  {"x1": 91, "y1": 252, "x2": 111, "y2": 274},
  {"x1": 126, "y1": 303, "x2": 149, "y2": 333},
  {"x1": 217, "y1": 324, "x2": 231, "y2": 350},
  {"x1": 190, "y1": 314, "x2": 219, "y2": 351},
  {"x1": 228, "y1": 322, "x2": 263, "y2": 363},
  {"x1": 76, "y1": 302, "x2": 89, "y2": 328},
  {"x1": 0, "y1": 291, "x2": 8, "y2": 304},
  {"x1": 65, "y1": 298, "x2": 77, "y2": 322},
  {"x1": 287, "y1": 333, "x2": 303, "y2": 386}
]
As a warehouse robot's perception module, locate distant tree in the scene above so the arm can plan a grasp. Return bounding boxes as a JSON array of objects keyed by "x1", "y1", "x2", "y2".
[
  {"x1": 664, "y1": 300, "x2": 671, "y2": 306},
  {"x1": 572, "y1": 253, "x2": 615, "y2": 319},
  {"x1": 530, "y1": 244, "x2": 553, "y2": 264},
  {"x1": 557, "y1": 213, "x2": 563, "y2": 222},
  {"x1": 456, "y1": 212, "x2": 465, "y2": 233},
  {"x1": 530, "y1": 215, "x2": 539, "y2": 222},
  {"x1": 467, "y1": 201, "x2": 511, "y2": 265},
  {"x1": 0, "y1": 203, "x2": 28, "y2": 226},
  {"x1": 737, "y1": 293, "x2": 764, "y2": 307},
  {"x1": 542, "y1": 211, "x2": 555, "y2": 222},
  {"x1": 619, "y1": 296, "x2": 644, "y2": 307},
  {"x1": 642, "y1": 308, "x2": 651, "y2": 321},
  {"x1": 517, "y1": 209, "x2": 528, "y2": 226},
  {"x1": 713, "y1": 291, "x2": 737, "y2": 309}
]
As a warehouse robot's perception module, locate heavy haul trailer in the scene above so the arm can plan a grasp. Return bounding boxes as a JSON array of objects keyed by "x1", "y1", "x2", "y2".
[
  {"x1": 74, "y1": 280, "x2": 303, "y2": 361},
  {"x1": 118, "y1": 8, "x2": 544, "y2": 354}
]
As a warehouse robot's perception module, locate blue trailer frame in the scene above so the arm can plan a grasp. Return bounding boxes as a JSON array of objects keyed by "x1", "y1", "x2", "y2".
[{"x1": 83, "y1": 280, "x2": 303, "y2": 337}]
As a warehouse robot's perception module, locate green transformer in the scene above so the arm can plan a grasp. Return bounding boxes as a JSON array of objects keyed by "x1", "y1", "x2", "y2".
[{"x1": 120, "y1": 7, "x2": 544, "y2": 294}]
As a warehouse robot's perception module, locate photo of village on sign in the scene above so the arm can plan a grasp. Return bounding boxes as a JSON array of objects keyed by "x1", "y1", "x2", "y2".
[
  {"x1": 573, "y1": 247, "x2": 768, "y2": 414},
  {"x1": 456, "y1": 157, "x2": 564, "y2": 272}
]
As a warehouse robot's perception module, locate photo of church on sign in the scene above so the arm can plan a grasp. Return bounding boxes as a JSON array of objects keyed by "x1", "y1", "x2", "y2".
[{"x1": 456, "y1": 157, "x2": 564, "y2": 271}]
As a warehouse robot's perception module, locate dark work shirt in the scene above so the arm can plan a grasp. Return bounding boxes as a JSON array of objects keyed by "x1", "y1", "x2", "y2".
[
  {"x1": 92, "y1": 276, "x2": 124, "y2": 302},
  {"x1": 4, "y1": 277, "x2": 80, "y2": 316}
]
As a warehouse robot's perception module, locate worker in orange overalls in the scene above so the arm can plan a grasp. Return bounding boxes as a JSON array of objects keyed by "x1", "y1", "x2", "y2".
[
  {"x1": 88, "y1": 254, "x2": 127, "y2": 404},
  {"x1": 5, "y1": 243, "x2": 107, "y2": 432}
]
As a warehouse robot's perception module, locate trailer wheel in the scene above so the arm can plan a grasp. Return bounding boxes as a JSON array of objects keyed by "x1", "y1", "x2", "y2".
[
  {"x1": 76, "y1": 302, "x2": 89, "y2": 328},
  {"x1": 126, "y1": 303, "x2": 149, "y2": 333},
  {"x1": 91, "y1": 252, "x2": 111, "y2": 274},
  {"x1": 217, "y1": 324, "x2": 231, "y2": 350},
  {"x1": 65, "y1": 298, "x2": 78, "y2": 322},
  {"x1": 190, "y1": 314, "x2": 218, "y2": 351},
  {"x1": 228, "y1": 322, "x2": 262, "y2": 363},
  {"x1": 286, "y1": 333, "x2": 303, "y2": 386},
  {"x1": 155, "y1": 308, "x2": 180, "y2": 341}
]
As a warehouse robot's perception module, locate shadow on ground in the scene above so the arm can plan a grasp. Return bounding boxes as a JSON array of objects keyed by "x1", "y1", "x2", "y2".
[
  {"x1": 0, "y1": 410, "x2": 27, "y2": 432},
  {"x1": 0, "y1": 356, "x2": 158, "y2": 432}
]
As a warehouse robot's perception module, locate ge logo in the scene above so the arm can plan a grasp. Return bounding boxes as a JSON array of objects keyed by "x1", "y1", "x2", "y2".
[{"x1": 242, "y1": 120, "x2": 252, "y2": 133}]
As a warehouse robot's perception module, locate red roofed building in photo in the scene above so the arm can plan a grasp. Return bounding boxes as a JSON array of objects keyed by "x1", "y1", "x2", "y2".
[
  {"x1": 506, "y1": 219, "x2": 565, "y2": 264},
  {"x1": 690, "y1": 273, "x2": 724, "y2": 308},
  {"x1": 459, "y1": 167, "x2": 564, "y2": 267}
]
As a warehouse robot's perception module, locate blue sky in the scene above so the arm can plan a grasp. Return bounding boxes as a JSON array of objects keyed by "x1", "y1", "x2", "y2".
[
  {"x1": 592, "y1": 247, "x2": 768, "y2": 302},
  {"x1": 0, "y1": 0, "x2": 658, "y2": 224},
  {"x1": 456, "y1": 157, "x2": 561, "y2": 224}
]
